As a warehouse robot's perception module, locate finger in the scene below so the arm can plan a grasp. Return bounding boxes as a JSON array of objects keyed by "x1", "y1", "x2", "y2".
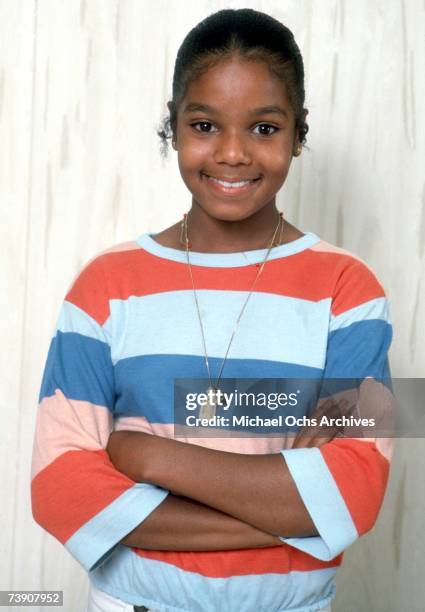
[
  {"x1": 292, "y1": 398, "x2": 358, "y2": 449},
  {"x1": 312, "y1": 397, "x2": 351, "y2": 420},
  {"x1": 307, "y1": 403, "x2": 360, "y2": 446}
]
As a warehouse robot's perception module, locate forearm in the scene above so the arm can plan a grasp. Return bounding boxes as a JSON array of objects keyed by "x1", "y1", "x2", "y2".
[
  {"x1": 109, "y1": 432, "x2": 317, "y2": 537},
  {"x1": 121, "y1": 493, "x2": 283, "y2": 550}
]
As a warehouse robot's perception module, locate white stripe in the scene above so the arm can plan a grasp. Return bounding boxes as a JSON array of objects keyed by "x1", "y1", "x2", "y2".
[{"x1": 86, "y1": 582, "x2": 134, "y2": 612}]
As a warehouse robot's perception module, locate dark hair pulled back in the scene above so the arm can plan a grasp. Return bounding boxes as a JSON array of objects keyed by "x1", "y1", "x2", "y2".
[{"x1": 157, "y1": 8, "x2": 309, "y2": 155}]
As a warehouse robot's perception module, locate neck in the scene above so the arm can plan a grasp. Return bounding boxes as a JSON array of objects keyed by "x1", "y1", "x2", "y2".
[{"x1": 184, "y1": 202, "x2": 282, "y2": 253}]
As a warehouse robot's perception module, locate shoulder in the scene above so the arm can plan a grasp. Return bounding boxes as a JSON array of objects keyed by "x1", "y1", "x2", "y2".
[
  {"x1": 306, "y1": 237, "x2": 388, "y2": 316},
  {"x1": 64, "y1": 240, "x2": 142, "y2": 325},
  {"x1": 91, "y1": 239, "x2": 144, "y2": 268},
  {"x1": 308, "y1": 237, "x2": 379, "y2": 276}
]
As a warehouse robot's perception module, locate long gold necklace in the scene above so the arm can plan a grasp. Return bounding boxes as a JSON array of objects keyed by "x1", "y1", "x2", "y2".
[{"x1": 181, "y1": 211, "x2": 284, "y2": 419}]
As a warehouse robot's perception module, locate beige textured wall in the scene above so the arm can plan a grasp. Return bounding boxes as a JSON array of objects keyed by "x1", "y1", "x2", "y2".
[{"x1": 1, "y1": 1, "x2": 424, "y2": 610}]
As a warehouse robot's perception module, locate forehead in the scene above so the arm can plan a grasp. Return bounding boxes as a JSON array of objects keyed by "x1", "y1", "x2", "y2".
[{"x1": 181, "y1": 57, "x2": 292, "y2": 115}]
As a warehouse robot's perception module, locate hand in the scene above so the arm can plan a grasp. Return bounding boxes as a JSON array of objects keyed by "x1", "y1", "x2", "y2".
[{"x1": 292, "y1": 396, "x2": 355, "y2": 449}]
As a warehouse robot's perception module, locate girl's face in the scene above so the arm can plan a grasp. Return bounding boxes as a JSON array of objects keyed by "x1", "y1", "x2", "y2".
[{"x1": 173, "y1": 57, "x2": 300, "y2": 223}]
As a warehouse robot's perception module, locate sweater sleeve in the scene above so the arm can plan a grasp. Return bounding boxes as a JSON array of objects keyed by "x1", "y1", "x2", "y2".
[
  {"x1": 31, "y1": 255, "x2": 169, "y2": 572},
  {"x1": 279, "y1": 258, "x2": 393, "y2": 561}
]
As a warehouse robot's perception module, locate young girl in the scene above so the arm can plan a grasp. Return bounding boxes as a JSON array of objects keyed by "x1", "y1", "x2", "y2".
[{"x1": 31, "y1": 8, "x2": 393, "y2": 612}]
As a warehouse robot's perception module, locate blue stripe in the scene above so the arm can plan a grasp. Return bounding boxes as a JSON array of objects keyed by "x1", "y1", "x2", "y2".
[
  {"x1": 279, "y1": 448, "x2": 358, "y2": 561},
  {"x1": 105, "y1": 291, "x2": 331, "y2": 369},
  {"x1": 324, "y1": 320, "x2": 392, "y2": 378},
  {"x1": 91, "y1": 545, "x2": 337, "y2": 612},
  {"x1": 329, "y1": 297, "x2": 390, "y2": 332},
  {"x1": 38, "y1": 323, "x2": 392, "y2": 421},
  {"x1": 114, "y1": 354, "x2": 323, "y2": 420},
  {"x1": 38, "y1": 331, "x2": 115, "y2": 408},
  {"x1": 65, "y1": 483, "x2": 169, "y2": 572}
]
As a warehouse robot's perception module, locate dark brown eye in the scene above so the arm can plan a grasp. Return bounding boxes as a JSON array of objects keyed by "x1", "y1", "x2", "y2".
[
  {"x1": 253, "y1": 124, "x2": 279, "y2": 136},
  {"x1": 192, "y1": 121, "x2": 217, "y2": 133}
]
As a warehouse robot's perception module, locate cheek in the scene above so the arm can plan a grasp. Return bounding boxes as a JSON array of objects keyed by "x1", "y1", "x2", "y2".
[
  {"x1": 178, "y1": 139, "x2": 210, "y2": 172},
  {"x1": 261, "y1": 147, "x2": 292, "y2": 175},
  {"x1": 256, "y1": 131, "x2": 294, "y2": 167}
]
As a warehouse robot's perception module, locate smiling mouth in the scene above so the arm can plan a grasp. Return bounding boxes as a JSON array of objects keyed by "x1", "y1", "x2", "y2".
[{"x1": 202, "y1": 174, "x2": 261, "y2": 190}]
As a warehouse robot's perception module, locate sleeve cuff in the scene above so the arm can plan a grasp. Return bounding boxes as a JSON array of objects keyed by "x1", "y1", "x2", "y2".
[
  {"x1": 64, "y1": 483, "x2": 169, "y2": 571},
  {"x1": 279, "y1": 448, "x2": 358, "y2": 561}
]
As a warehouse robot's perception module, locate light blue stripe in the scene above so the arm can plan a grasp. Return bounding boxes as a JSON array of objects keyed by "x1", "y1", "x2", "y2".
[
  {"x1": 137, "y1": 231, "x2": 321, "y2": 267},
  {"x1": 91, "y1": 545, "x2": 337, "y2": 612},
  {"x1": 279, "y1": 448, "x2": 358, "y2": 561},
  {"x1": 104, "y1": 291, "x2": 331, "y2": 368},
  {"x1": 56, "y1": 300, "x2": 110, "y2": 343},
  {"x1": 65, "y1": 483, "x2": 168, "y2": 571},
  {"x1": 329, "y1": 297, "x2": 390, "y2": 332}
]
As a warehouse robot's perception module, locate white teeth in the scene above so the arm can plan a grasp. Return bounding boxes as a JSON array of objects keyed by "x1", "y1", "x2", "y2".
[{"x1": 207, "y1": 176, "x2": 254, "y2": 188}]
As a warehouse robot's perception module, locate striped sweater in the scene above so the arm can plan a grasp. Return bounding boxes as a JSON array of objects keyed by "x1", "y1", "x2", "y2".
[{"x1": 31, "y1": 231, "x2": 393, "y2": 612}]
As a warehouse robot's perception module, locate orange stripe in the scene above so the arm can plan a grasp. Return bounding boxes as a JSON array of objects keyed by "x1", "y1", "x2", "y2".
[
  {"x1": 31, "y1": 449, "x2": 134, "y2": 543},
  {"x1": 327, "y1": 259, "x2": 385, "y2": 316},
  {"x1": 65, "y1": 256, "x2": 112, "y2": 325},
  {"x1": 65, "y1": 247, "x2": 384, "y2": 325},
  {"x1": 132, "y1": 545, "x2": 342, "y2": 578},
  {"x1": 320, "y1": 438, "x2": 389, "y2": 535}
]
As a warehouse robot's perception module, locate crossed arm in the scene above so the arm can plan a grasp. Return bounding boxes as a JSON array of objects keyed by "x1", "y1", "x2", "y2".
[{"x1": 106, "y1": 404, "x2": 343, "y2": 551}]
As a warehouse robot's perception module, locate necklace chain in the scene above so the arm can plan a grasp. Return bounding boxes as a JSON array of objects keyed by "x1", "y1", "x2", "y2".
[
  {"x1": 241, "y1": 215, "x2": 284, "y2": 265},
  {"x1": 182, "y1": 212, "x2": 284, "y2": 394}
]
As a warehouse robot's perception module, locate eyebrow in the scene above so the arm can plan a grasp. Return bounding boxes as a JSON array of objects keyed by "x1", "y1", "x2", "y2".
[{"x1": 182, "y1": 103, "x2": 289, "y2": 119}]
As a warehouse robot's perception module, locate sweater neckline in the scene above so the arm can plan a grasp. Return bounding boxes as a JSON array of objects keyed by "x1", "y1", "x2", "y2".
[{"x1": 136, "y1": 231, "x2": 320, "y2": 268}]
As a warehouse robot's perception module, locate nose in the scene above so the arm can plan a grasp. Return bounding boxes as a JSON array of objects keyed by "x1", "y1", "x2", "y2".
[{"x1": 213, "y1": 130, "x2": 252, "y2": 165}]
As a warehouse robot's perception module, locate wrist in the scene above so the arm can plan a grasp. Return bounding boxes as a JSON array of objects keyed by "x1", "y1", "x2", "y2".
[
  {"x1": 230, "y1": 514, "x2": 281, "y2": 548},
  {"x1": 244, "y1": 525, "x2": 283, "y2": 548}
]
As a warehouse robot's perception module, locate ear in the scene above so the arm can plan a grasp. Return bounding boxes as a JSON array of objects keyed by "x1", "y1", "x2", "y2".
[
  {"x1": 292, "y1": 137, "x2": 302, "y2": 157},
  {"x1": 167, "y1": 100, "x2": 178, "y2": 150},
  {"x1": 292, "y1": 109, "x2": 308, "y2": 157}
]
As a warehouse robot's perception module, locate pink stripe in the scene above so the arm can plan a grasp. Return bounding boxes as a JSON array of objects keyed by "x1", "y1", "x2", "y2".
[
  {"x1": 310, "y1": 240, "x2": 376, "y2": 274},
  {"x1": 31, "y1": 390, "x2": 112, "y2": 479},
  {"x1": 99, "y1": 240, "x2": 140, "y2": 254},
  {"x1": 375, "y1": 437, "x2": 393, "y2": 461},
  {"x1": 357, "y1": 378, "x2": 394, "y2": 460},
  {"x1": 115, "y1": 417, "x2": 294, "y2": 453},
  {"x1": 62, "y1": 242, "x2": 140, "y2": 295},
  {"x1": 114, "y1": 411, "x2": 393, "y2": 459}
]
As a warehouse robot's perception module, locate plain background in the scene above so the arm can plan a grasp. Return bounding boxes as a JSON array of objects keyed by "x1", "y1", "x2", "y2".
[{"x1": 1, "y1": 1, "x2": 424, "y2": 610}]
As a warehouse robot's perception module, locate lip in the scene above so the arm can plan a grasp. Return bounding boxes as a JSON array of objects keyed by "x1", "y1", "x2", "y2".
[
  {"x1": 202, "y1": 173, "x2": 261, "y2": 196},
  {"x1": 205, "y1": 174, "x2": 260, "y2": 182}
]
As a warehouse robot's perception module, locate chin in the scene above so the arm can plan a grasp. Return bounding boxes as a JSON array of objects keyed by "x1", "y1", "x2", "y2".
[{"x1": 193, "y1": 199, "x2": 261, "y2": 223}]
